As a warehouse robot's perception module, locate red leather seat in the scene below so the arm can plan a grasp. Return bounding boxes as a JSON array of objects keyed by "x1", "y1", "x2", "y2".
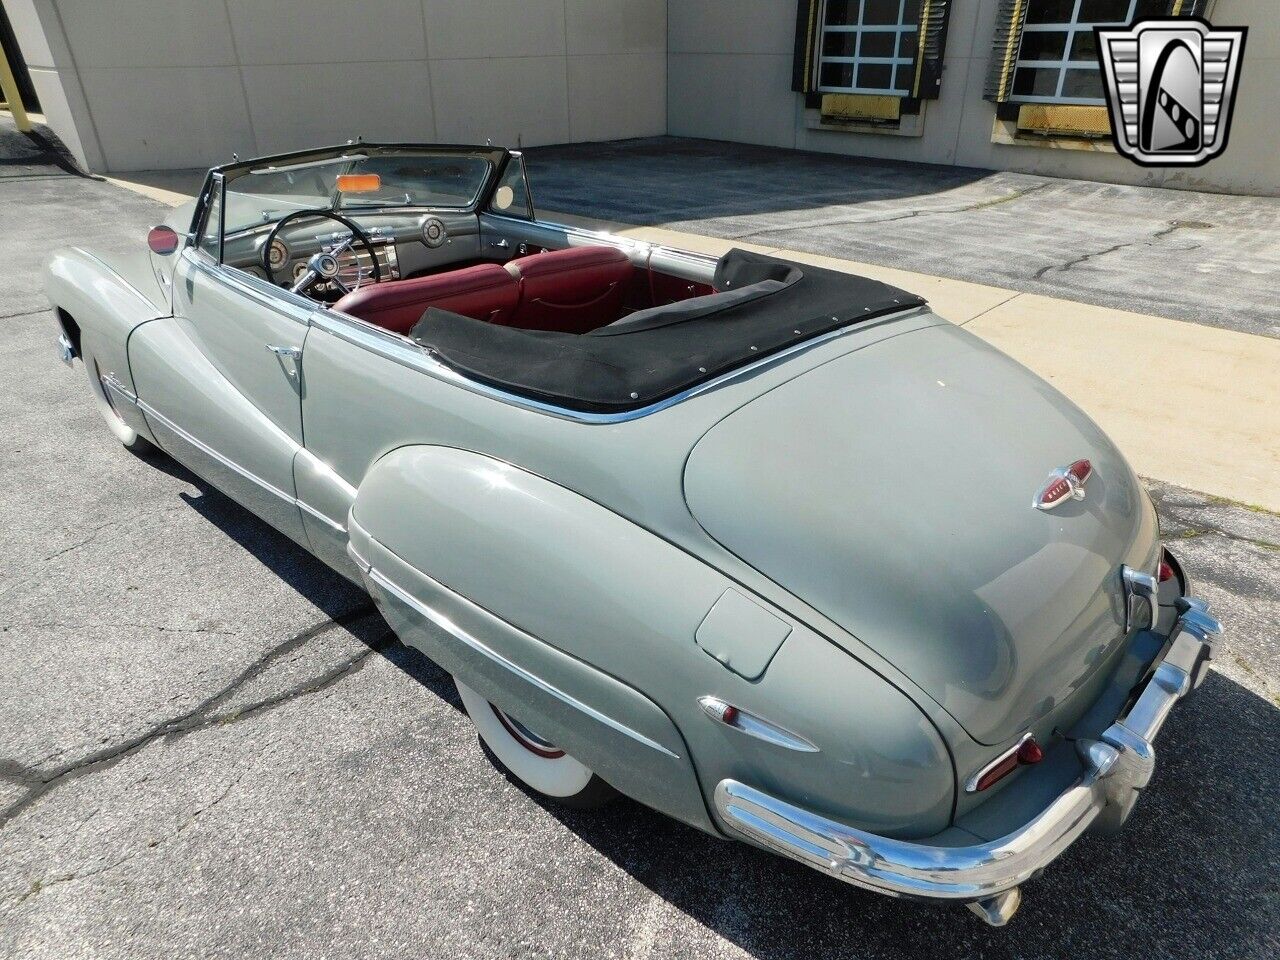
[
  {"x1": 334, "y1": 263, "x2": 518, "y2": 334},
  {"x1": 504, "y1": 246, "x2": 633, "y2": 333}
]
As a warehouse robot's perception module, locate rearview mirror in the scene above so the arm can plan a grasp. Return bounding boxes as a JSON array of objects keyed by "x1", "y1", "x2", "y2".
[{"x1": 147, "y1": 225, "x2": 180, "y2": 255}]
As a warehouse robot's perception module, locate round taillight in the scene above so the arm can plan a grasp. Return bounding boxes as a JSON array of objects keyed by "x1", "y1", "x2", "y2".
[{"x1": 147, "y1": 225, "x2": 180, "y2": 255}]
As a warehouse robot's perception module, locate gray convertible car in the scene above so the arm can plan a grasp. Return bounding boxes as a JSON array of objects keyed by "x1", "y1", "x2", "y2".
[{"x1": 46, "y1": 143, "x2": 1223, "y2": 926}]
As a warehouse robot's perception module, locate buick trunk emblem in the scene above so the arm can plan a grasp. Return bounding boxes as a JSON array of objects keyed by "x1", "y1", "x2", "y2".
[
  {"x1": 1035, "y1": 460, "x2": 1092, "y2": 511},
  {"x1": 1097, "y1": 17, "x2": 1247, "y2": 168}
]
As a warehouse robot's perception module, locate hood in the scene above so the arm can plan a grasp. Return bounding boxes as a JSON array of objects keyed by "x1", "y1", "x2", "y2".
[{"x1": 683, "y1": 323, "x2": 1158, "y2": 745}]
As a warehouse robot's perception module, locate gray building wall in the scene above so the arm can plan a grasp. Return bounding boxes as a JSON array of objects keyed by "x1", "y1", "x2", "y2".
[
  {"x1": 668, "y1": 0, "x2": 1275, "y2": 196},
  {"x1": 4, "y1": 0, "x2": 666, "y2": 172},
  {"x1": 5, "y1": 0, "x2": 1273, "y2": 194}
]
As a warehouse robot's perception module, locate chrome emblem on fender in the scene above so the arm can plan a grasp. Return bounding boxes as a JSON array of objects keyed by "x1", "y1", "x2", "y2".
[{"x1": 1034, "y1": 459, "x2": 1092, "y2": 511}]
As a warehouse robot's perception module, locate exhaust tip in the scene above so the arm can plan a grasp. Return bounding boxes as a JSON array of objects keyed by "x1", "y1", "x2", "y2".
[{"x1": 965, "y1": 888, "x2": 1022, "y2": 927}]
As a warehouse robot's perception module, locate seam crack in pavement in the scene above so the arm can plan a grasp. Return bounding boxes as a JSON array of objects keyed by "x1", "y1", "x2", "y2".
[
  {"x1": 725, "y1": 182, "x2": 1052, "y2": 241},
  {"x1": 1033, "y1": 219, "x2": 1212, "y2": 280},
  {"x1": 0, "y1": 604, "x2": 387, "y2": 830},
  {"x1": 3, "y1": 770, "x2": 250, "y2": 912}
]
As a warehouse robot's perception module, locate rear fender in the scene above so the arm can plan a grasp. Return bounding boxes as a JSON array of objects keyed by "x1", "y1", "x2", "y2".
[{"x1": 348, "y1": 445, "x2": 728, "y2": 831}]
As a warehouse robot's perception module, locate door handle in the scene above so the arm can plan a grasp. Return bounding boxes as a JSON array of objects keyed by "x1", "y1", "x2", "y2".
[
  {"x1": 267, "y1": 344, "x2": 303, "y2": 380},
  {"x1": 489, "y1": 238, "x2": 510, "y2": 249}
]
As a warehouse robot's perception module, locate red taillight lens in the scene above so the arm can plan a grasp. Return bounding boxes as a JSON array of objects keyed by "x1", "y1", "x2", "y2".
[
  {"x1": 147, "y1": 225, "x2": 180, "y2": 255},
  {"x1": 1066, "y1": 459, "x2": 1092, "y2": 484},
  {"x1": 1039, "y1": 476, "x2": 1072, "y2": 507},
  {"x1": 973, "y1": 754, "x2": 1020, "y2": 792},
  {"x1": 972, "y1": 736, "x2": 1045, "y2": 792},
  {"x1": 1159, "y1": 561, "x2": 1175, "y2": 582},
  {"x1": 1016, "y1": 738, "x2": 1044, "y2": 764}
]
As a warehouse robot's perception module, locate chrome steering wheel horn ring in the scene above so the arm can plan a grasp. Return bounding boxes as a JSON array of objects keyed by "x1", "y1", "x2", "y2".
[{"x1": 260, "y1": 207, "x2": 383, "y2": 296}]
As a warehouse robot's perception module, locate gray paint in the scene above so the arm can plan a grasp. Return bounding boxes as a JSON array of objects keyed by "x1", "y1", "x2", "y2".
[{"x1": 684, "y1": 322, "x2": 1160, "y2": 745}]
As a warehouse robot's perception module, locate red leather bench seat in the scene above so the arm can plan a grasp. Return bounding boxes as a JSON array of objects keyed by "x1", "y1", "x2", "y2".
[
  {"x1": 334, "y1": 263, "x2": 518, "y2": 334},
  {"x1": 503, "y1": 246, "x2": 633, "y2": 333},
  {"x1": 336, "y1": 245, "x2": 634, "y2": 335}
]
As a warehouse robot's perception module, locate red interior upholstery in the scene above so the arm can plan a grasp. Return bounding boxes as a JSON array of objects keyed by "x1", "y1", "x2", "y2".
[
  {"x1": 504, "y1": 246, "x2": 634, "y2": 333},
  {"x1": 334, "y1": 263, "x2": 518, "y2": 334},
  {"x1": 335, "y1": 245, "x2": 636, "y2": 336}
]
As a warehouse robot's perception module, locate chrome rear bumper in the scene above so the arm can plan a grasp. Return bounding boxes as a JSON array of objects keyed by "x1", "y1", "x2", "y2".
[{"x1": 713, "y1": 595, "x2": 1223, "y2": 926}]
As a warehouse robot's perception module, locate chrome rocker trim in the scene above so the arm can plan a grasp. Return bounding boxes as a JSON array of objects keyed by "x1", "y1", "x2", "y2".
[{"x1": 713, "y1": 596, "x2": 1223, "y2": 927}]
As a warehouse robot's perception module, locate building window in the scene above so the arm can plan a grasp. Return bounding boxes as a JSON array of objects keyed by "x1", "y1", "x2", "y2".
[
  {"x1": 1010, "y1": 0, "x2": 1166, "y2": 105},
  {"x1": 816, "y1": 0, "x2": 921, "y2": 97}
]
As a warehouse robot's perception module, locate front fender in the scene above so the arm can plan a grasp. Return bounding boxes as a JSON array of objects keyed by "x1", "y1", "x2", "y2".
[{"x1": 45, "y1": 247, "x2": 171, "y2": 443}]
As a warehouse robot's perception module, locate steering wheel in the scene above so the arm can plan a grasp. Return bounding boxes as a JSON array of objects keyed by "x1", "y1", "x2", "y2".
[{"x1": 262, "y1": 209, "x2": 383, "y2": 298}]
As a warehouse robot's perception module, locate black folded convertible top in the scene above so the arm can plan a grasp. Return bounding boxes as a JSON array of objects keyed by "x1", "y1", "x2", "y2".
[{"x1": 411, "y1": 248, "x2": 926, "y2": 414}]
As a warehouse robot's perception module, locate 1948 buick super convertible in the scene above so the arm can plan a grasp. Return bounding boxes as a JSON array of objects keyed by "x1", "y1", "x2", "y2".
[{"x1": 46, "y1": 143, "x2": 1224, "y2": 926}]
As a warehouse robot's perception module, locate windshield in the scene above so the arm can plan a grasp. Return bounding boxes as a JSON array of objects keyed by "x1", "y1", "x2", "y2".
[{"x1": 221, "y1": 151, "x2": 492, "y2": 234}]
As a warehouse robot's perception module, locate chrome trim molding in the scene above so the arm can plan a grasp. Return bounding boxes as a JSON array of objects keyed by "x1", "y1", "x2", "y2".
[
  {"x1": 365, "y1": 563, "x2": 680, "y2": 761},
  {"x1": 57, "y1": 333, "x2": 77, "y2": 366},
  {"x1": 713, "y1": 596, "x2": 1224, "y2": 926},
  {"x1": 138, "y1": 397, "x2": 299, "y2": 504},
  {"x1": 297, "y1": 498, "x2": 346, "y2": 534},
  {"x1": 964, "y1": 731, "x2": 1036, "y2": 794},
  {"x1": 101, "y1": 373, "x2": 138, "y2": 406},
  {"x1": 698, "y1": 696, "x2": 819, "y2": 753}
]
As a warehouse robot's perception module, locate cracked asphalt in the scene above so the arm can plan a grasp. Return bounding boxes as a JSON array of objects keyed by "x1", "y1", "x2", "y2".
[
  {"x1": 527, "y1": 138, "x2": 1280, "y2": 339},
  {"x1": 2, "y1": 122, "x2": 1278, "y2": 959}
]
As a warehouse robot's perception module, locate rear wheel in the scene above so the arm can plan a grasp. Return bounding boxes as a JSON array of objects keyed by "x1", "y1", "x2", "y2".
[{"x1": 454, "y1": 677, "x2": 616, "y2": 808}]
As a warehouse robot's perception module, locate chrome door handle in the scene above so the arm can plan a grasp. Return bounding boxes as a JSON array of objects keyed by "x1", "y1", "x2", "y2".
[
  {"x1": 267, "y1": 344, "x2": 303, "y2": 380},
  {"x1": 489, "y1": 238, "x2": 510, "y2": 249}
]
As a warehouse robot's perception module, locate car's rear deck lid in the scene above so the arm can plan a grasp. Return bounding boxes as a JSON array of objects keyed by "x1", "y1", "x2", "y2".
[{"x1": 411, "y1": 248, "x2": 924, "y2": 413}]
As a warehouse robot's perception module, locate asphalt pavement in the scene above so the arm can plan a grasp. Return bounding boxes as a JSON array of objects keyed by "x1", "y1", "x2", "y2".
[
  {"x1": 526, "y1": 137, "x2": 1280, "y2": 339},
  {"x1": 1, "y1": 122, "x2": 1278, "y2": 959}
]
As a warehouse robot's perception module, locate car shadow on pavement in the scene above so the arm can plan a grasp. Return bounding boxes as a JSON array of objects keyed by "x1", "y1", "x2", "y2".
[
  {"x1": 134, "y1": 448, "x2": 456, "y2": 698},
  {"x1": 538, "y1": 672, "x2": 1280, "y2": 959}
]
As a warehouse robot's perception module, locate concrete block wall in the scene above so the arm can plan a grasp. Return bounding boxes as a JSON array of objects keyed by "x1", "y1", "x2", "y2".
[{"x1": 7, "y1": 0, "x2": 666, "y2": 172}]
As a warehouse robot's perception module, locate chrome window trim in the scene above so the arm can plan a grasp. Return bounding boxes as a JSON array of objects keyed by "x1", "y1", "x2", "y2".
[
  {"x1": 363, "y1": 563, "x2": 681, "y2": 761},
  {"x1": 182, "y1": 248, "x2": 318, "y2": 326}
]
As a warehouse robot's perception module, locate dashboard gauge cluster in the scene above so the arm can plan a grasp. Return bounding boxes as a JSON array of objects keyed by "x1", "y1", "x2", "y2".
[{"x1": 267, "y1": 238, "x2": 290, "y2": 271}]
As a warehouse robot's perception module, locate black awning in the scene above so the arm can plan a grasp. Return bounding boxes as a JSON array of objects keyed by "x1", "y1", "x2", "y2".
[{"x1": 412, "y1": 248, "x2": 926, "y2": 414}]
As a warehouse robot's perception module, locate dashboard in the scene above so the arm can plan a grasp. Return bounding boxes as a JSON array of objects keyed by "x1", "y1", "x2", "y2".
[{"x1": 223, "y1": 210, "x2": 484, "y2": 298}]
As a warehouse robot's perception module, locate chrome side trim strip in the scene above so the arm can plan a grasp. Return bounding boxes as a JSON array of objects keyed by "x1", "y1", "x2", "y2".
[
  {"x1": 133, "y1": 395, "x2": 300, "y2": 507},
  {"x1": 296, "y1": 497, "x2": 346, "y2": 533},
  {"x1": 713, "y1": 596, "x2": 1224, "y2": 922},
  {"x1": 365, "y1": 564, "x2": 680, "y2": 761},
  {"x1": 101, "y1": 373, "x2": 138, "y2": 406},
  {"x1": 311, "y1": 305, "x2": 928, "y2": 424}
]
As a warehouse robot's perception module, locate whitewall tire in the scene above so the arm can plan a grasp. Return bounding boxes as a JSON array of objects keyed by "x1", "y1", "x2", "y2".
[{"x1": 454, "y1": 677, "x2": 616, "y2": 808}]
